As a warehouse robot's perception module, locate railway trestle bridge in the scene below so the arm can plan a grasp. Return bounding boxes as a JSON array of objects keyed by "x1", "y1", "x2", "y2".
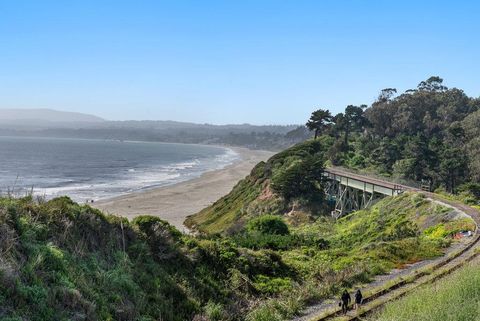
[{"x1": 324, "y1": 168, "x2": 415, "y2": 219}]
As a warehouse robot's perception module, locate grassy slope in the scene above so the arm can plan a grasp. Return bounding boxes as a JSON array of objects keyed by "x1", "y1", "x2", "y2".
[
  {"x1": 0, "y1": 197, "x2": 231, "y2": 321},
  {"x1": 185, "y1": 139, "x2": 329, "y2": 235},
  {"x1": 1, "y1": 137, "x2": 476, "y2": 321},
  {"x1": 241, "y1": 193, "x2": 475, "y2": 320},
  {"x1": 0, "y1": 193, "x2": 472, "y2": 321},
  {"x1": 369, "y1": 261, "x2": 480, "y2": 321},
  {"x1": 184, "y1": 138, "x2": 477, "y2": 319},
  {"x1": 282, "y1": 192, "x2": 474, "y2": 282}
]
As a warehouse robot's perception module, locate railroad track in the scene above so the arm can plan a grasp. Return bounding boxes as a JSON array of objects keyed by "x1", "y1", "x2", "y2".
[{"x1": 301, "y1": 193, "x2": 480, "y2": 321}]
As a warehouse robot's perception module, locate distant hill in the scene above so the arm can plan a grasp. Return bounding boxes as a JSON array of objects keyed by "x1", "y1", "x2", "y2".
[
  {"x1": 0, "y1": 108, "x2": 105, "y2": 129},
  {"x1": 0, "y1": 108, "x2": 309, "y2": 150}
]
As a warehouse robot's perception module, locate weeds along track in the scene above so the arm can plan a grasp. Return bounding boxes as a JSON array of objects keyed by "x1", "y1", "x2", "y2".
[{"x1": 303, "y1": 192, "x2": 480, "y2": 321}]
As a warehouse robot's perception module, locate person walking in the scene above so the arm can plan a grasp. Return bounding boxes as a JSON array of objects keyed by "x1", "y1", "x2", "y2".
[
  {"x1": 340, "y1": 289, "x2": 351, "y2": 315},
  {"x1": 354, "y1": 289, "x2": 363, "y2": 310}
]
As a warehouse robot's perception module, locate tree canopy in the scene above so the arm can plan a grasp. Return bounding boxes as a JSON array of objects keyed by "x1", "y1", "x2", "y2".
[
  {"x1": 306, "y1": 109, "x2": 333, "y2": 139},
  {"x1": 306, "y1": 76, "x2": 480, "y2": 193}
]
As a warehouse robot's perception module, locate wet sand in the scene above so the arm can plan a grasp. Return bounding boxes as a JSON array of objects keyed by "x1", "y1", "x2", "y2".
[{"x1": 93, "y1": 147, "x2": 274, "y2": 232}]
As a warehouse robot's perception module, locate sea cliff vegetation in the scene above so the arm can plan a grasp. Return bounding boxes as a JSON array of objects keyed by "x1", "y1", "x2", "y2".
[
  {"x1": 2, "y1": 77, "x2": 480, "y2": 321},
  {"x1": 185, "y1": 138, "x2": 329, "y2": 235},
  {"x1": 0, "y1": 191, "x2": 473, "y2": 321},
  {"x1": 187, "y1": 77, "x2": 480, "y2": 236}
]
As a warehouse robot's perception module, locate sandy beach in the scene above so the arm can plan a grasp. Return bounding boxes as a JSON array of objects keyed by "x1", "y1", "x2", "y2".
[{"x1": 93, "y1": 147, "x2": 274, "y2": 231}]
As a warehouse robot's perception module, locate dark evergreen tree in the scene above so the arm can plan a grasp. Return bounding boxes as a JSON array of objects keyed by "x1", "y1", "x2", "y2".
[{"x1": 306, "y1": 109, "x2": 333, "y2": 139}]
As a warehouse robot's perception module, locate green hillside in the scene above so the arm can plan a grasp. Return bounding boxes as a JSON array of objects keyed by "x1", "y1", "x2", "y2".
[
  {"x1": 0, "y1": 197, "x2": 235, "y2": 321},
  {"x1": 246, "y1": 193, "x2": 474, "y2": 320},
  {"x1": 185, "y1": 138, "x2": 330, "y2": 235},
  {"x1": 369, "y1": 260, "x2": 480, "y2": 321},
  {"x1": 0, "y1": 191, "x2": 472, "y2": 321},
  {"x1": 3, "y1": 77, "x2": 480, "y2": 320},
  {"x1": 187, "y1": 77, "x2": 480, "y2": 237}
]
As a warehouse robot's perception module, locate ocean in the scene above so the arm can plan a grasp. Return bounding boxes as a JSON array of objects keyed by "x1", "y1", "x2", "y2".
[{"x1": 0, "y1": 136, "x2": 239, "y2": 202}]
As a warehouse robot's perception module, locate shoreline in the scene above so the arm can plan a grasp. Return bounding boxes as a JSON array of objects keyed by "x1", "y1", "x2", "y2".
[{"x1": 93, "y1": 147, "x2": 275, "y2": 232}]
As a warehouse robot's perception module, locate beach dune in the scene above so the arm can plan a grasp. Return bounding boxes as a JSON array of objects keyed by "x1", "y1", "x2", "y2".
[{"x1": 93, "y1": 148, "x2": 274, "y2": 232}]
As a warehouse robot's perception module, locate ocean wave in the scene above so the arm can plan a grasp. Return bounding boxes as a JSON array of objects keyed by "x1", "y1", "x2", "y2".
[
  {"x1": 162, "y1": 159, "x2": 200, "y2": 171},
  {"x1": 23, "y1": 146, "x2": 240, "y2": 203},
  {"x1": 212, "y1": 148, "x2": 241, "y2": 167}
]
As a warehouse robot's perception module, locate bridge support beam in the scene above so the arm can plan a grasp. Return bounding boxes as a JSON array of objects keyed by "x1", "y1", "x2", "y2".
[{"x1": 325, "y1": 173, "x2": 384, "y2": 219}]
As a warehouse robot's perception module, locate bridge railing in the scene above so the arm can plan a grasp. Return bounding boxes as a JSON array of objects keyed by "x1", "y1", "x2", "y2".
[{"x1": 326, "y1": 166, "x2": 422, "y2": 190}]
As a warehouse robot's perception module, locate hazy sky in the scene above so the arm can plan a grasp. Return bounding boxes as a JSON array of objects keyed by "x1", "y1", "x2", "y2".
[{"x1": 1, "y1": 1, "x2": 479, "y2": 124}]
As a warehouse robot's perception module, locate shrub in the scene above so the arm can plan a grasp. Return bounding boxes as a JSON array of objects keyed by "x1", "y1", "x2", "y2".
[
  {"x1": 346, "y1": 154, "x2": 366, "y2": 168},
  {"x1": 204, "y1": 301, "x2": 225, "y2": 321},
  {"x1": 246, "y1": 304, "x2": 282, "y2": 321},
  {"x1": 424, "y1": 218, "x2": 476, "y2": 238},
  {"x1": 132, "y1": 215, "x2": 182, "y2": 239},
  {"x1": 247, "y1": 215, "x2": 289, "y2": 236},
  {"x1": 253, "y1": 275, "x2": 292, "y2": 294},
  {"x1": 235, "y1": 233, "x2": 293, "y2": 250},
  {"x1": 458, "y1": 182, "x2": 480, "y2": 204},
  {"x1": 458, "y1": 182, "x2": 480, "y2": 198},
  {"x1": 270, "y1": 155, "x2": 325, "y2": 202},
  {"x1": 233, "y1": 232, "x2": 328, "y2": 251}
]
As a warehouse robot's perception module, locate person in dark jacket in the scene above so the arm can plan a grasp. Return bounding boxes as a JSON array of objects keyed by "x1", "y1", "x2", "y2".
[
  {"x1": 354, "y1": 289, "x2": 363, "y2": 310},
  {"x1": 340, "y1": 290, "x2": 351, "y2": 314}
]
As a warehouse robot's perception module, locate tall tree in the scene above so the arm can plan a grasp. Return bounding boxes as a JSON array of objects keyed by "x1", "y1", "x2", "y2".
[
  {"x1": 306, "y1": 109, "x2": 333, "y2": 139},
  {"x1": 342, "y1": 105, "x2": 367, "y2": 145},
  {"x1": 437, "y1": 124, "x2": 468, "y2": 193},
  {"x1": 332, "y1": 112, "x2": 346, "y2": 138},
  {"x1": 417, "y1": 76, "x2": 448, "y2": 92},
  {"x1": 377, "y1": 88, "x2": 397, "y2": 103},
  {"x1": 305, "y1": 77, "x2": 480, "y2": 193},
  {"x1": 462, "y1": 110, "x2": 480, "y2": 182},
  {"x1": 271, "y1": 155, "x2": 325, "y2": 202}
]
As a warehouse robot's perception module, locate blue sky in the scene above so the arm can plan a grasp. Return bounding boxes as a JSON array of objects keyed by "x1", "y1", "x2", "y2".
[{"x1": 0, "y1": 1, "x2": 479, "y2": 124}]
